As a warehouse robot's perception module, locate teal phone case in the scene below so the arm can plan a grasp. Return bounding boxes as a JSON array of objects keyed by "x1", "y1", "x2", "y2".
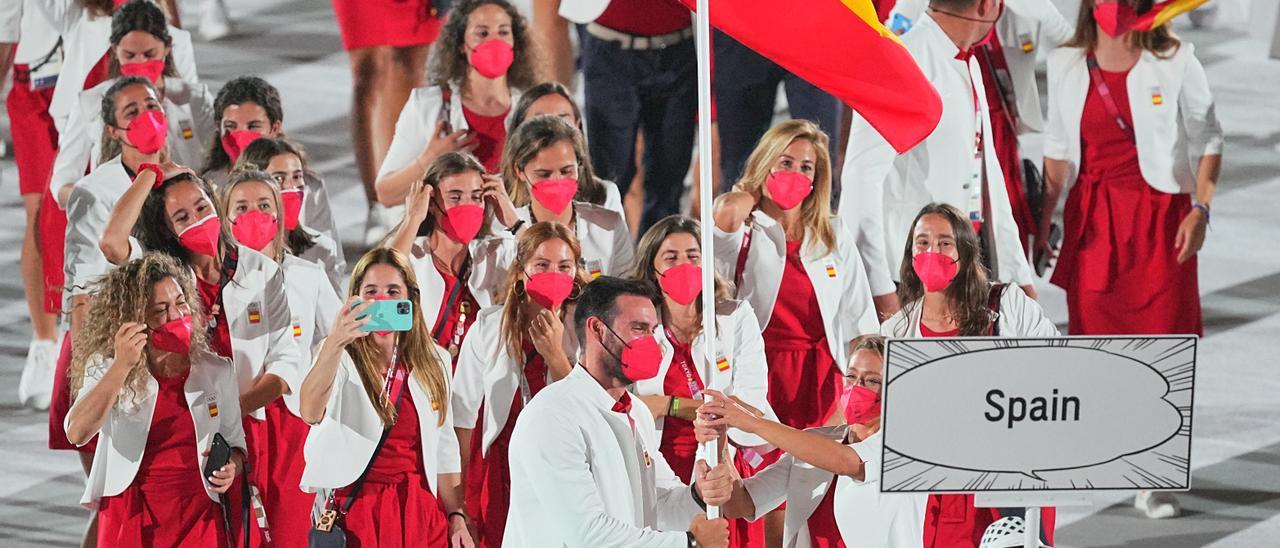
[{"x1": 357, "y1": 300, "x2": 415, "y2": 332}]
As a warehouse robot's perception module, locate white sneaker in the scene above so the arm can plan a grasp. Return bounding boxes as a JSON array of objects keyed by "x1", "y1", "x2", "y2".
[
  {"x1": 1134, "y1": 490, "x2": 1181, "y2": 519},
  {"x1": 363, "y1": 203, "x2": 402, "y2": 247},
  {"x1": 18, "y1": 337, "x2": 58, "y2": 410},
  {"x1": 199, "y1": 0, "x2": 233, "y2": 41}
]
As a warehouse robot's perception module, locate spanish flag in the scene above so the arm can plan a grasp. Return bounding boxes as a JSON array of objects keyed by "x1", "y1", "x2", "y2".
[
  {"x1": 716, "y1": 356, "x2": 730, "y2": 371},
  {"x1": 1135, "y1": 0, "x2": 1211, "y2": 30},
  {"x1": 681, "y1": 0, "x2": 942, "y2": 153}
]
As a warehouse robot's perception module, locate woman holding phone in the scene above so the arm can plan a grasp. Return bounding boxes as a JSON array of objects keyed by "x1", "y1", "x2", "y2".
[
  {"x1": 64, "y1": 253, "x2": 245, "y2": 546},
  {"x1": 299, "y1": 247, "x2": 472, "y2": 547}
]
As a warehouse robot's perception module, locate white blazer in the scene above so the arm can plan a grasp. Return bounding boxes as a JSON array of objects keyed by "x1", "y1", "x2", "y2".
[
  {"x1": 300, "y1": 343, "x2": 461, "y2": 495},
  {"x1": 378, "y1": 84, "x2": 520, "y2": 182},
  {"x1": 887, "y1": 0, "x2": 1073, "y2": 137},
  {"x1": 71, "y1": 350, "x2": 247, "y2": 507},
  {"x1": 281, "y1": 255, "x2": 343, "y2": 418},
  {"x1": 880, "y1": 284, "x2": 1060, "y2": 338},
  {"x1": 505, "y1": 366, "x2": 705, "y2": 547},
  {"x1": 840, "y1": 14, "x2": 1035, "y2": 295},
  {"x1": 712, "y1": 211, "x2": 879, "y2": 370},
  {"x1": 832, "y1": 433, "x2": 927, "y2": 547},
  {"x1": 35, "y1": 0, "x2": 198, "y2": 131},
  {"x1": 632, "y1": 300, "x2": 778, "y2": 448},
  {"x1": 296, "y1": 226, "x2": 346, "y2": 296},
  {"x1": 63, "y1": 156, "x2": 142, "y2": 305},
  {"x1": 741, "y1": 425, "x2": 847, "y2": 548},
  {"x1": 8, "y1": 0, "x2": 61, "y2": 67},
  {"x1": 219, "y1": 245, "x2": 302, "y2": 420},
  {"x1": 1043, "y1": 44, "x2": 1224, "y2": 195},
  {"x1": 406, "y1": 235, "x2": 503, "y2": 332},
  {"x1": 51, "y1": 76, "x2": 216, "y2": 204}
]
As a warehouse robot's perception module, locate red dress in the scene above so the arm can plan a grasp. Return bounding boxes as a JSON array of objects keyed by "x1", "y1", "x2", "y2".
[
  {"x1": 332, "y1": 0, "x2": 443, "y2": 51},
  {"x1": 466, "y1": 344, "x2": 548, "y2": 547},
  {"x1": 657, "y1": 331, "x2": 704, "y2": 483},
  {"x1": 462, "y1": 105, "x2": 509, "y2": 173},
  {"x1": 807, "y1": 482, "x2": 845, "y2": 548},
  {"x1": 433, "y1": 262, "x2": 480, "y2": 371},
  {"x1": 335, "y1": 388, "x2": 448, "y2": 547},
  {"x1": 264, "y1": 400, "x2": 313, "y2": 548},
  {"x1": 1051, "y1": 66, "x2": 1201, "y2": 336},
  {"x1": 97, "y1": 371, "x2": 227, "y2": 546}
]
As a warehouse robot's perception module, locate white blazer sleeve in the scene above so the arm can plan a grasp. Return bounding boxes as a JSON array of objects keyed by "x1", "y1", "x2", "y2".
[
  {"x1": 468, "y1": 235, "x2": 516, "y2": 302},
  {"x1": 839, "y1": 112, "x2": 900, "y2": 297},
  {"x1": 191, "y1": 82, "x2": 217, "y2": 150},
  {"x1": 64, "y1": 186, "x2": 108, "y2": 294},
  {"x1": 1001, "y1": 284, "x2": 1059, "y2": 337},
  {"x1": 450, "y1": 322, "x2": 487, "y2": 430},
  {"x1": 435, "y1": 346, "x2": 462, "y2": 475},
  {"x1": 711, "y1": 222, "x2": 746, "y2": 283},
  {"x1": 169, "y1": 27, "x2": 199, "y2": 84},
  {"x1": 377, "y1": 88, "x2": 438, "y2": 180},
  {"x1": 847, "y1": 433, "x2": 883, "y2": 484},
  {"x1": 838, "y1": 220, "x2": 882, "y2": 337},
  {"x1": 66, "y1": 354, "x2": 110, "y2": 446},
  {"x1": 741, "y1": 454, "x2": 795, "y2": 520},
  {"x1": 1008, "y1": 0, "x2": 1073, "y2": 45},
  {"x1": 606, "y1": 213, "x2": 636, "y2": 276},
  {"x1": 1043, "y1": 53, "x2": 1070, "y2": 162},
  {"x1": 51, "y1": 91, "x2": 96, "y2": 203},
  {"x1": 1177, "y1": 47, "x2": 1224, "y2": 159},
  {"x1": 726, "y1": 303, "x2": 776, "y2": 448},
  {"x1": 512, "y1": 408, "x2": 688, "y2": 547},
  {"x1": 259, "y1": 260, "x2": 302, "y2": 392},
  {"x1": 0, "y1": 0, "x2": 20, "y2": 40},
  {"x1": 988, "y1": 172, "x2": 1036, "y2": 286},
  {"x1": 218, "y1": 361, "x2": 249, "y2": 452},
  {"x1": 32, "y1": 0, "x2": 81, "y2": 34},
  {"x1": 637, "y1": 409, "x2": 704, "y2": 532}
]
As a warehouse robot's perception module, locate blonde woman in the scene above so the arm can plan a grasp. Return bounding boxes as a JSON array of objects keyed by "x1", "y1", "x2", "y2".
[
  {"x1": 64, "y1": 253, "x2": 244, "y2": 546},
  {"x1": 299, "y1": 248, "x2": 471, "y2": 547},
  {"x1": 451, "y1": 221, "x2": 589, "y2": 545},
  {"x1": 711, "y1": 119, "x2": 878, "y2": 543}
]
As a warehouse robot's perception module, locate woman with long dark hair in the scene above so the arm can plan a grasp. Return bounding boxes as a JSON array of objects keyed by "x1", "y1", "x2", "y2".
[{"x1": 300, "y1": 248, "x2": 471, "y2": 547}]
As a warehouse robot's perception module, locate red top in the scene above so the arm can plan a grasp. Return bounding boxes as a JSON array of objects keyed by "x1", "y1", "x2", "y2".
[
  {"x1": 919, "y1": 323, "x2": 961, "y2": 337},
  {"x1": 461, "y1": 105, "x2": 508, "y2": 173},
  {"x1": 433, "y1": 262, "x2": 480, "y2": 368},
  {"x1": 136, "y1": 371, "x2": 205, "y2": 496},
  {"x1": 595, "y1": 0, "x2": 691, "y2": 36},
  {"x1": 807, "y1": 481, "x2": 846, "y2": 548},
  {"x1": 762, "y1": 241, "x2": 826, "y2": 345},
  {"x1": 367, "y1": 382, "x2": 427, "y2": 483},
  {"x1": 1078, "y1": 68, "x2": 1143, "y2": 184},
  {"x1": 657, "y1": 331, "x2": 705, "y2": 483},
  {"x1": 196, "y1": 277, "x2": 233, "y2": 359}
]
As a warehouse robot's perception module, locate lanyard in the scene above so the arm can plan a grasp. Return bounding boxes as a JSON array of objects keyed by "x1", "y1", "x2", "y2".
[
  {"x1": 964, "y1": 59, "x2": 987, "y2": 229},
  {"x1": 378, "y1": 348, "x2": 404, "y2": 409},
  {"x1": 665, "y1": 330, "x2": 704, "y2": 399},
  {"x1": 431, "y1": 255, "x2": 473, "y2": 359},
  {"x1": 977, "y1": 32, "x2": 1020, "y2": 131},
  {"x1": 733, "y1": 217, "x2": 754, "y2": 297},
  {"x1": 1085, "y1": 53, "x2": 1136, "y2": 139},
  {"x1": 517, "y1": 348, "x2": 546, "y2": 406}
]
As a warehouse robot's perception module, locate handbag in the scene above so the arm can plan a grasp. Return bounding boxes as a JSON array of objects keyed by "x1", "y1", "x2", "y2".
[{"x1": 308, "y1": 363, "x2": 408, "y2": 548}]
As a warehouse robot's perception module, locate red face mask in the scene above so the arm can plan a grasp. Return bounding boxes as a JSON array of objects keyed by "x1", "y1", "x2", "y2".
[
  {"x1": 119, "y1": 59, "x2": 166, "y2": 84},
  {"x1": 530, "y1": 177, "x2": 578, "y2": 215},
  {"x1": 912, "y1": 251, "x2": 959, "y2": 293},
  {"x1": 840, "y1": 384, "x2": 882, "y2": 426},
  {"x1": 1094, "y1": 1, "x2": 1138, "y2": 37},
  {"x1": 439, "y1": 203, "x2": 486, "y2": 244},
  {"x1": 178, "y1": 214, "x2": 222, "y2": 257},
  {"x1": 525, "y1": 271, "x2": 574, "y2": 310},
  {"x1": 766, "y1": 170, "x2": 813, "y2": 211},
  {"x1": 658, "y1": 263, "x2": 702, "y2": 306},
  {"x1": 279, "y1": 187, "x2": 304, "y2": 231},
  {"x1": 150, "y1": 314, "x2": 193, "y2": 355},
  {"x1": 122, "y1": 109, "x2": 168, "y2": 154},
  {"x1": 601, "y1": 323, "x2": 663, "y2": 382},
  {"x1": 231, "y1": 210, "x2": 278, "y2": 252},
  {"x1": 221, "y1": 130, "x2": 263, "y2": 164},
  {"x1": 469, "y1": 39, "x2": 515, "y2": 79}
]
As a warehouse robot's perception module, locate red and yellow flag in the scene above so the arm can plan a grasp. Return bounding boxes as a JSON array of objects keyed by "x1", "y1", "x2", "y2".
[
  {"x1": 1135, "y1": 0, "x2": 1211, "y2": 30},
  {"x1": 680, "y1": 0, "x2": 941, "y2": 153}
]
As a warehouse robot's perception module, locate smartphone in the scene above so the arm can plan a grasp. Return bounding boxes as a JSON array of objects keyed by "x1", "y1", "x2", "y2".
[
  {"x1": 356, "y1": 299, "x2": 415, "y2": 332},
  {"x1": 203, "y1": 432, "x2": 232, "y2": 484},
  {"x1": 1034, "y1": 223, "x2": 1063, "y2": 277}
]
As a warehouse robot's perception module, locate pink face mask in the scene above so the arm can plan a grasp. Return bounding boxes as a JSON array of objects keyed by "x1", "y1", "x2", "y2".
[
  {"x1": 469, "y1": 39, "x2": 515, "y2": 79},
  {"x1": 766, "y1": 170, "x2": 813, "y2": 211},
  {"x1": 601, "y1": 323, "x2": 663, "y2": 382},
  {"x1": 177, "y1": 214, "x2": 222, "y2": 257},
  {"x1": 1094, "y1": 1, "x2": 1138, "y2": 37},
  {"x1": 840, "y1": 384, "x2": 882, "y2": 426},
  {"x1": 221, "y1": 130, "x2": 263, "y2": 164},
  {"x1": 659, "y1": 263, "x2": 702, "y2": 306},
  {"x1": 231, "y1": 210, "x2": 278, "y2": 252},
  {"x1": 149, "y1": 314, "x2": 193, "y2": 355},
  {"x1": 439, "y1": 203, "x2": 486, "y2": 244},
  {"x1": 530, "y1": 177, "x2": 578, "y2": 215},
  {"x1": 279, "y1": 187, "x2": 304, "y2": 231},
  {"x1": 525, "y1": 271, "x2": 574, "y2": 310},
  {"x1": 122, "y1": 110, "x2": 168, "y2": 154},
  {"x1": 119, "y1": 59, "x2": 166, "y2": 84},
  {"x1": 912, "y1": 251, "x2": 959, "y2": 293}
]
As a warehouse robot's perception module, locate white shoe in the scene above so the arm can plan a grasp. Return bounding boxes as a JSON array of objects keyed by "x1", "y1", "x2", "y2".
[
  {"x1": 1134, "y1": 491, "x2": 1181, "y2": 519},
  {"x1": 18, "y1": 337, "x2": 58, "y2": 410},
  {"x1": 199, "y1": 0, "x2": 233, "y2": 41},
  {"x1": 363, "y1": 203, "x2": 402, "y2": 247}
]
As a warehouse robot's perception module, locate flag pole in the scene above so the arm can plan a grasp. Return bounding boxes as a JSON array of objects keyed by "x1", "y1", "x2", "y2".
[{"x1": 695, "y1": 0, "x2": 720, "y2": 520}]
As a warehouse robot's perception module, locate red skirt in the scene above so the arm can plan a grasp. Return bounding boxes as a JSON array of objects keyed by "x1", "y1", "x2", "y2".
[
  {"x1": 1051, "y1": 173, "x2": 1202, "y2": 336},
  {"x1": 98, "y1": 480, "x2": 227, "y2": 546},
  {"x1": 765, "y1": 340, "x2": 842, "y2": 430},
  {"x1": 49, "y1": 334, "x2": 95, "y2": 452},
  {"x1": 466, "y1": 402, "x2": 515, "y2": 547},
  {"x1": 807, "y1": 482, "x2": 845, "y2": 548},
  {"x1": 265, "y1": 400, "x2": 314, "y2": 548},
  {"x1": 7, "y1": 67, "x2": 59, "y2": 196},
  {"x1": 332, "y1": 0, "x2": 443, "y2": 51},
  {"x1": 232, "y1": 415, "x2": 271, "y2": 547},
  {"x1": 335, "y1": 473, "x2": 447, "y2": 547}
]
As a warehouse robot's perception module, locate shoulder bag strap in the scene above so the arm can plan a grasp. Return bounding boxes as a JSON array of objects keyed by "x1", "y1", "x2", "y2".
[
  {"x1": 431, "y1": 254, "x2": 472, "y2": 340},
  {"x1": 987, "y1": 283, "x2": 1007, "y2": 337},
  {"x1": 337, "y1": 363, "x2": 409, "y2": 515}
]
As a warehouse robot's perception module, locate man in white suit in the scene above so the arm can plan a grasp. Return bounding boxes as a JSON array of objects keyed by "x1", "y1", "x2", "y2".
[{"x1": 505, "y1": 276, "x2": 733, "y2": 547}]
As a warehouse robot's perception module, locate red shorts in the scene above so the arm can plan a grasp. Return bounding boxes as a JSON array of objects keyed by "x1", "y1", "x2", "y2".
[
  {"x1": 332, "y1": 0, "x2": 442, "y2": 51},
  {"x1": 6, "y1": 66, "x2": 59, "y2": 196}
]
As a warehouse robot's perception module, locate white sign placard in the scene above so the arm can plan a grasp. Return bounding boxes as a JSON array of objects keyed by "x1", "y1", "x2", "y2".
[{"x1": 880, "y1": 336, "x2": 1196, "y2": 493}]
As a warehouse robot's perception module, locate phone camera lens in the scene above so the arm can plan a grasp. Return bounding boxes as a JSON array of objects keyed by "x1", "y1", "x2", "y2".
[{"x1": 397, "y1": 302, "x2": 410, "y2": 314}]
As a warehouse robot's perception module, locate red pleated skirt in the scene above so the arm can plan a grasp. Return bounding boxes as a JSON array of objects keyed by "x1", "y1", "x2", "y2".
[
  {"x1": 265, "y1": 399, "x2": 315, "y2": 547},
  {"x1": 334, "y1": 473, "x2": 447, "y2": 547},
  {"x1": 332, "y1": 0, "x2": 443, "y2": 51}
]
